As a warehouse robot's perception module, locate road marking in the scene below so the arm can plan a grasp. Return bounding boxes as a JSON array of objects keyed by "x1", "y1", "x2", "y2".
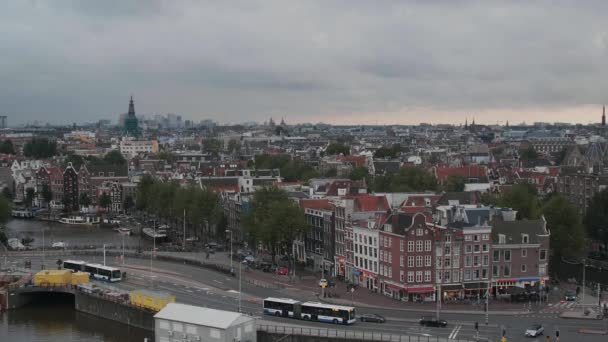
[
  {"x1": 448, "y1": 325, "x2": 462, "y2": 340},
  {"x1": 213, "y1": 280, "x2": 223, "y2": 285},
  {"x1": 227, "y1": 290, "x2": 239, "y2": 294}
]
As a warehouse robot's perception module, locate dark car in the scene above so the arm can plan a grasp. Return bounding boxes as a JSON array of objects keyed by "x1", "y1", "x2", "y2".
[
  {"x1": 359, "y1": 313, "x2": 385, "y2": 323},
  {"x1": 419, "y1": 316, "x2": 448, "y2": 327},
  {"x1": 564, "y1": 290, "x2": 577, "y2": 301}
]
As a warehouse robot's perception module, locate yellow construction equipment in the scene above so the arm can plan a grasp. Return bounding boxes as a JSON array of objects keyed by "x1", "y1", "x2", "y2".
[
  {"x1": 129, "y1": 290, "x2": 175, "y2": 312},
  {"x1": 34, "y1": 270, "x2": 72, "y2": 287},
  {"x1": 71, "y1": 272, "x2": 90, "y2": 286}
]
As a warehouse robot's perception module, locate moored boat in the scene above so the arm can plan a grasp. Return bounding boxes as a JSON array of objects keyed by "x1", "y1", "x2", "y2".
[
  {"x1": 142, "y1": 227, "x2": 167, "y2": 242},
  {"x1": 58, "y1": 215, "x2": 101, "y2": 225}
]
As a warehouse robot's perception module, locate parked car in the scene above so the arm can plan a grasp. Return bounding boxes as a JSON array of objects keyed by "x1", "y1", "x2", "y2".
[
  {"x1": 359, "y1": 313, "x2": 385, "y2": 323},
  {"x1": 275, "y1": 267, "x2": 289, "y2": 275},
  {"x1": 51, "y1": 242, "x2": 66, "y2": 249},
  {"x1": 259, "y1": 262, "x2": 273, "y2": 272},
  {"x1": 564, "y1": 290, "x2": 577, "y2": 301},
  {"x1": 419, "y1": 316, "x2": 448, "y2": 327},
  {"x1": 525, "y1": 324, "x2": 544, "y2": 337}
]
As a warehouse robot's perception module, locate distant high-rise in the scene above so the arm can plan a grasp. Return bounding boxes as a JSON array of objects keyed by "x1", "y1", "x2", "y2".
[
  {"x1": 123, "y1": 96, "x2": 140, "y2": 136},
  {"x1": 602, "y1": 105, "x2": 606, "y2": 126},
  {"x1": 0, "y1": 116, "x2": 6, "y2": 129}
]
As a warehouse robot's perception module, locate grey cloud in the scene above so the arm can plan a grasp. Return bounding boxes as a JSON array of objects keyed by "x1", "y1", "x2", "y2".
[{"x1": 1, "y1": 0, "x2": 608, "y2": 124}]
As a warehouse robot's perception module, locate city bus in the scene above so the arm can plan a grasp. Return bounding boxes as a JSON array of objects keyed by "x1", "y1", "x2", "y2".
[
  {"x1": 262, "y1": 298, "x2": 356, "y2": 325},
  {"x1": 83, "y1": 263, "x2": 122, "y2": 282},
  {"x1": 62, "y1": 260, "x2": 87, "y2": 272}
]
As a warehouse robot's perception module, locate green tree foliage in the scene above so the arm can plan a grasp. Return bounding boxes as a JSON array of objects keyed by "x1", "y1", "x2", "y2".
[
  {"x1": 374, "y1": 144, "x2": 402, "y2": 159},
  {"x1": 202, "y1": 138, "x2": 222, "y2": 157},
  {"x1": 324, "y1": 168, "x2": 338, "y2": 177},
  {"x1": 79, "y1": 193, "x2": 91, "y2": 207},
  {"x1": 325, "y1": 143, "x2": 349, "y2": 156},
  {"x1": 99, "y1": 193, "x2": 111, "y2": 210},
  {"x1": 41, "y1": 184, "x2": 52, "y2": 208},
  {"x1": 520, "y1": 146, "x2": 539, "y2": 161},
  {"x1": 156, "y1": 151, "x2": 176, "y2": 164},
  {"x1": 444, "y1": 175, "x2": 466, "y2": 192},
  {"x1": 498, "y1": 184, "x2": 541, "y2": 220},
  {"x1": 243, "y1": 187, "x2": 308, "y2": 261},
  {"x1": 25, "y1": 188, "x2": 35, "y2": 208},
  {"x1": 136, "y1": 174, "x2": 156, "y2": 210},
  {"x1": 254, "y1": 154, "x2": 318, "y2": 182},
  {"x1": 0, "y1": 194, "x2": 12, "y2": 224},
  {"x1": 584, "y1": 189, "x2": 608, "y2": 249},
  {"x1": 103, "y1": 150, "x2": 127, "y2": 166},
  {"x1": 24, "y1": 138, "x2": 57, "y2": 158},
  {"x1": 227, "y1": 139, "x2": 241, "y2": 154},
  {"x1": 543, "y1": 195, "x2": 585, "y2": 258},
  {"x1": 349, "y1": 166, "x2": 369, "y2": 181},
  {"x1": 373, "y1": 167, "x2": 438, "y2": 192},
  {"x1": 0, "y1": 140, "x2": 15, "y2": 154},
  {"x1": 64, "y1": 153, "x2": 85, "y2": 169}
]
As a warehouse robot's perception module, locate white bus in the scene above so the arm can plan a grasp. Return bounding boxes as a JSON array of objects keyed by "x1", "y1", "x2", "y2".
[
  {"x1": 83, "y1": 263, "x2": 122, "y2": 282},
  {"x1": 300, "y1": 302, "x2": 356, "y2": 325},
  {"x1": 263, "y1": 297, "x2": 300, "y2": 318},
  {"x1": 62, "y1": 260, "x2": 87, "y2": 272},
  {"x1": 263, "y1": 298, "x2": 356, "y2": 325}
]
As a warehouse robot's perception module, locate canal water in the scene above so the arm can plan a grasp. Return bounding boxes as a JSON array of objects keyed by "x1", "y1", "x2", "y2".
[
  {"x1": 0, "y1": 296, "x2": 152, "y2": 342},
  {"x1": 3, "y1": 219, "x2": 150, "y2": 250}
]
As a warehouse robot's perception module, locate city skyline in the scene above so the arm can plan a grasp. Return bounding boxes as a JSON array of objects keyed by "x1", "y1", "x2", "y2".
[{"x1": 2, "y1": 1, "x2": 608, "y2": 125}]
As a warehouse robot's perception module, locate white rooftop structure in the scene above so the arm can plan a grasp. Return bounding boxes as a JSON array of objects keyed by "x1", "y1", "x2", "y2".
[{"x1": 154, "y1": 303, "x2": 252, "y2": 330}]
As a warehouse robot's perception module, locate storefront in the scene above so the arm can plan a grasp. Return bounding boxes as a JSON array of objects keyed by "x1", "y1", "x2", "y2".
[
  {"x1": 463, "y1": 282, "x2": 490, "y2": 299},
  {"x1": 439, "y1": 284, "x2": 465, "y2": 301},
  {"x1": 353, "y1": 268, "x2": 377, "y2": 290},
  {"x1": 381, "y1": 281, "x2": 406, "y2": 300},
  {"x1": 405, "y1": 286, "x2": 435, "y2": 302},
  {"x1": 334, "y1": 257, "x2": 346, "y2": 280}
]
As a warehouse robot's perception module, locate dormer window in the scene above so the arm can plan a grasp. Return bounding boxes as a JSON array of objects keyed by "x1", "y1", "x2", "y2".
[
  {"x1": 498, "y1": 234, "x2": 506, "y2": 244},
  {"x1": 99, "y1": 172, "x2": 104, "y2": 177},
  {"x1": 522, "y1": 234, "x2": 529, "y2": 244},
  {"x1": 416, "y1": 228, "x2": 423, "y2": 236}
]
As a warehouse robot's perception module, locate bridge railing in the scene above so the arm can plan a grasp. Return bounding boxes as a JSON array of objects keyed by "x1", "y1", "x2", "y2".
[{"x1": 256, "y1": 324, "x2": 475, "y2": 342}]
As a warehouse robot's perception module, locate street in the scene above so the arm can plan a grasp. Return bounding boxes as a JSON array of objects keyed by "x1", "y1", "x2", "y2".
[{"x1": 5, "y1": 251, "x2": 607, "y2": 342}]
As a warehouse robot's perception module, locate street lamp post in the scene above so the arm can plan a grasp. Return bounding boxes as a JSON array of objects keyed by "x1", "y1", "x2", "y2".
[
  {"x1": 226, "y1": 230, "x2": 233, "y2": 273},
  {"x1": 582, "y1": 258, "x2": 586, "y2": 304}
]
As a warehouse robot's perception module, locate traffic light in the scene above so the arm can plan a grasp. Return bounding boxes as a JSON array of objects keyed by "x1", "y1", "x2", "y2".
[
  {"x1": 502, "y1": 329, "x2": 506, "y2": 337},
  {"x1": 556, "y1": 330, "x2": 559, "y2": 338},
  {"x1": 475, "y1": 322, "x2": 479, "y2": 331}
]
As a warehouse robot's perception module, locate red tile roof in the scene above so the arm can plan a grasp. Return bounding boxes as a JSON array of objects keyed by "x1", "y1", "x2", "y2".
[
  {"x1": 435, "y1": 165, "x2": 488, "y2": 183},
  {"x1": 300, "y1": 199, "x2": 334, "y2": 211},
  {"x1": 344, "y1": 194, "x2": 389, "y2": 212}
]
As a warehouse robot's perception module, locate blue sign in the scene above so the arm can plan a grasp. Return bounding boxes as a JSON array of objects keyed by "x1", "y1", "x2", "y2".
[{"x1": 352, "y1": 269, "x2": 361, "y2": 276}]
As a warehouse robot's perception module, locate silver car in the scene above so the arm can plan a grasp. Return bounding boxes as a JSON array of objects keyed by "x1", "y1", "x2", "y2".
[{"x1": 525, "y1": 324, "x2": 544, "y2": 337}]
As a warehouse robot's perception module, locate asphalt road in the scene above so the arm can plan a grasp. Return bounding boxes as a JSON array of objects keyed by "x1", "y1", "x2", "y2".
[{"x1": 5, "y1": 253, "x2": 608, "y2": 342}]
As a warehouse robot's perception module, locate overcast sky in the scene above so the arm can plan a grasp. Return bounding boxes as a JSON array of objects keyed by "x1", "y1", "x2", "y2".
[{"x1": 2, "y1": 0, "x2": 608, "y2": 126}]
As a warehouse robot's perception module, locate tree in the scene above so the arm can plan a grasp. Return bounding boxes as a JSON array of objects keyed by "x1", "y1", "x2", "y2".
[
  {"x1": 103, "y1": 150, "x2": 127, "y2": 166},
  {"x1": 64, "y1": 153, "x2": 85, "y2": 170},
  {"x1": 543, "y1": 195, "x2": 586, "y2": 258},
  {"x1": 156, "y1": 151, "x2": 176, "y2": 164},
  {"x1": 79, "y1": 193, "x2": 91, "y2": 208},
  {"x1": 41, "y1": 184, "x2": 52, "y2": 208},
  {"x1": 99, "y1": 193, "x2": 111, "y2": 211},
  {"x1": 0, "y1": 140, "x2": 15, "y2": 154},
  {"x1": 349, "y1": 166, "x2": 369, "y2": 181},
  {"x1": 584, "y1": 189, "x2": 608, "y2": 251},
  {"x1": 499, "y1": 184, "x2": 541, "y2": 220},
  {"x1": 202, "y1": 138, "x2": 222, "y2": 157},
  {"x1": 243, "y1": 187, "x2": 308, "y2": 262},
  {"x1": 25, "y1": 188, "x2": 35, "y2": 208},
  {"x1": 373, "y1": 167, "x2": 438, "y2": 192},
  {"x1": 0, "y1": 194, "x2": 12, "y2": 224},
  {"x1": 23, "y1": 138, "x2": 57, "y2": 158},
  {"x1": 374, "y1": 144, "x2": 402, "y2": 159},
  {"x1": 123, "y1": 195, "x2": 135, "y2": 213},
  {"x1": 325, "y1": 143, "x2": 349, "y2": 156},
  {"x1": 444, "y1": 175, "x2": 466, "y2": 192},
  {"x1": 136, "y1": 174, "x2": 156, "y2": 210},
  {"x1": 520, "y1": 146, "x2": 539, "y2": 161},
  {"x1": 324, "y1": 168, "x2": 337, "y2": 177}
]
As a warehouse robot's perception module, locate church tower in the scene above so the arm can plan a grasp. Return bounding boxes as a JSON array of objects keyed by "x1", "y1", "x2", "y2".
[{"x1": 124, "y1": 96, "x2": 140, "y2": 136}]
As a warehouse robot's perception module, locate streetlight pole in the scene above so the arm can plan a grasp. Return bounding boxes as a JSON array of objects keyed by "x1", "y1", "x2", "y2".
[
  {"x1": 103, "y1": 244, "x2": 106, "y2": 266},
  {"x1": 122, "y1": 233, "x2": 125, "y2": 265},
  {"x1": 238, "y1": 256, "x2": 242, "y2": 313},
  {"x1": 42, "y1": 227, "x2": 45, "y2": 270},
  {"x1": 150, "y1": 219, "x2": 156, "y2": 281},
  {"x1": 226, "y1": 230, "x2": 233, "y2": 273},
  {"x1": 582, "y1": 258, "x2": 586, "y2": 304},
  {"x1": 182, "y1": 208, "x2": 186, "y2": 250}
]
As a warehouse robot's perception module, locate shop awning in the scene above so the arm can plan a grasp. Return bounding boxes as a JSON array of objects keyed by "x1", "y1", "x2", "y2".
[
  {"x1": 441, "y1": 284, "x2": 464, "y2": 291},
  {"x1": 384, "y1": 282, "x2": 405, "y2": 291},
  {"x1": 464, "y1": 282, "x2": 488, "y2": 290},
  {"x1": 406, "y1": 286, "x2": 435, "y2": 294}
]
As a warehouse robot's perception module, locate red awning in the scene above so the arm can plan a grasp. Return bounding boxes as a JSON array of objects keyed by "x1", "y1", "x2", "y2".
[
  {"x1": 406, "y1": 286, "x2": 435, "y2": 294},
  {"x1": 384, "y1": 283, "x2": 405, "y2": 291}
]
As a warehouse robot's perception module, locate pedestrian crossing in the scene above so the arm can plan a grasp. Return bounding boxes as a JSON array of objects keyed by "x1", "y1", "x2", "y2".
[{"x1": 539, "y1": 301, "x2": 576, "y2": 313}]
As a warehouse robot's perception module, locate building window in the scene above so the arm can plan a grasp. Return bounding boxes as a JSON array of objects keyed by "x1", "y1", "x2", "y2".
[
  {"x1": 416, "y1": 256, "x2": 422, "y2": 267},
  {"x1": 540, "y1": 249, "x2": 547, "y2": 261},
  {"x1": 474, "y1": 245, "x2": 480, "y2": 253},
  {"x1": 436, "y1": 245, "x2": 443, "y2": 256},
  {"x1": 499, "y1": 234, "x2": 506, "y2": 244},
  {"x1": 473, "y1": 269, "x2": 480, "y2": 280},
  {"x1": 482, "y1": 269, "x2": 488, "y2": 279},
  {"x1": 522, "y1": 234, "x2": 529, "y2": 244},
  {"x1": 400, "y1": 256, "x2": 404, "y2": 267},
  {"x1": 492, "y1": 265, "x2": 499, "y2": 277},
  {"x1": 465, "y1": 245, "x2": 472, "y2": 254},
  {"x1": 425, "y1": 240, "x2": 431, "y2": 251},
  {"x1": 444, "y1": 246, "x2": 451, "y2": 255},
  {"x1": 425, "y1": 271, "x2": 431, "y2": 282},
  {"x1": 453, "y1": 246, "x2": 460, "y2": 255},
  {"x1": 539, "y1": 264, "x2": 547, "y2": 276},
  {"x1": 425, "y1": 255, "x2": 432, "y2": 267},
  {"x1": 444, "y1": 258, "x2": 451, "y2": 267},
  {"x1": 408, "y1": 256, "x2": 414, "y2": 267},
  {"x1": 504, "y1": 265, "x2": 511, "y2": 277},
  {"x1": 407, "y1": 271, "x2": 414, "y2": 283},
  {"x1": 493, "y1": 250, "x2": 500, "y2": 262},
  {"x1": 521, "y1": 249, "x2": 527, "y2": 258},
  {"x1": 388, "y1": 253, "x2": 392, "y2": 264},
  {"x1": 473, "y1": 256, "x2": 480, "y2": 267},
  {"x1": 465, "y1": 235, "x2": 472, "y2": 241},
  {"x1": 436, "y1": 257, "x2": 442, "y2": 268},
  {"x1": 473, "y1": 235, "x2": 479, "y2": 242},
  {"x1": 464, "y1": 255, "x2": 471, "y2": 267},
  {"x1": 400, "y1": 240, "x2": 404, "y2": 252},
  {"x1": 444, "y1": 271, "x2": 450, "y2": 282},
  {"x1": 445, "y1": 235, "x2": 452, "y2": 243},
  {"x1": 504, "y1": 250, "x2": 511, "y2": 262},
  {"x1": 482, "y1": 234, "x2": 489, "y2": 240},
  {"x1": 416, "y1": 228, "x2": 423, "y2": 236},
  {"x1": 416, "y1": 240, "x2": 423, "y2": 252},
  {"x1": 482, "y1": 255, "x2": 489, "y2": 266},
  {"x1": 453, "y1": 257, "x2": 459, "y2": 268},
  {"x1": 453, "y1": 270, "x2": 459, "y2": 282},
  {"x1": 521, "y1": 264, "x2": 527, "y2": 273},
  {"x1": 400, "y1": 271, "x2": 404, "y2": 282},
  {"x1": 482, "y1": 244, "x2": 488, "y2": 252},
  {"x1": 407, "y1": 241, "x2": 414, "y2": 252},
  {"x1": 416, "y1": 271, "x2": 422, "y2": 282},
  {"x1": 464, "y1": 269, "x2": 471, "y2": 281}
]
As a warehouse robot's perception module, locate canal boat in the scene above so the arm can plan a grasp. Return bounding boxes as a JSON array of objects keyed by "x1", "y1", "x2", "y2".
[
  {"x1": 58, "y1": 215, "x2": 101, "y2": 225},
  {"x1": 141, "y1": 227, "x2": 167, "y2": 242},
  {"x1": 11, "y1": 208, "x2": 34, "y2": 219},
  {"x1": 114, "y1": 227, "x2": 132, "y2": 236}
]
